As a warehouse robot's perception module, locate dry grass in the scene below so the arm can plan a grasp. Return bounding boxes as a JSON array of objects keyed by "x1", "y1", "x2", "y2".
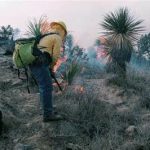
[
  {"x1": 55, "y1": 89, "x2": 140, "y2": 149},
  {"x1": 53, "y1": 65, "x2": 150, "y2": 149},
  {"x1": 1, "y1": 55, "x2": 150, "y2": 149}
]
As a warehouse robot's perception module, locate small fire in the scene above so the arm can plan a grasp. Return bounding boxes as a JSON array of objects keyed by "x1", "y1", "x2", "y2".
[
  {"x1": 74, "y1": 85, "x2": 84, "y2": 93},
  {"x1": 96, "y1": 47, "x2": 108, "y2": 59},
  {"x1": 80, "y1": 86, "x2": 84, "y2": 93},
  {"x1": 95, "y1": 36, "x2": 112, "y2": 62},
  {"x1": 53, "y1": 55, "x2": 67, "y2": 72},
  {"x1": 96, "y1": 47, "x2": 112, "y2": 63}
]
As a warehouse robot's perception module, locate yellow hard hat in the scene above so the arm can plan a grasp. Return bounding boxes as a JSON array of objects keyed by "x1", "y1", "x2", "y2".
[{"x1": 50, "y1": 21, "x2": 67, "y2": 35}]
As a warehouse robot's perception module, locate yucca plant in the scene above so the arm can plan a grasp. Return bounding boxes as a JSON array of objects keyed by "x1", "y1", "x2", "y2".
[
  {"x1": 101, "y1": 8, "x2": 144, "y2": 77},
  {"x1": 63, "y1": 61, "x2": 81, "y2": 85},
  {"x1": 27, "y1": 16, "x2": 51, "y2": 37}
]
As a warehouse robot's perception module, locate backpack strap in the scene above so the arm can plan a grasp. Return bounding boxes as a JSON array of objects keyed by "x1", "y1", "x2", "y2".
[
  {"x1": 34, "y1": 32, "x2": 59, "y2": 48},
  {"x1": 32, "y1": 32, "x2": 59, "y2": 57},
  {"x1": 18, "y1": 51, "x2": 30, "y2": 93}
]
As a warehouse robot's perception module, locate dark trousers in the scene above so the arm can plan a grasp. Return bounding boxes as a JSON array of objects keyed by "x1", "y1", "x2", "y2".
[{"x1": 29, "y1": 64, "x2": 53, "y2": 117}]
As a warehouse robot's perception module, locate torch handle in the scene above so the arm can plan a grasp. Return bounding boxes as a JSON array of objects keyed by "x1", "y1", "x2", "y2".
[{"x1": 50, "y1": 70, "x2": 63, "y2": 91}]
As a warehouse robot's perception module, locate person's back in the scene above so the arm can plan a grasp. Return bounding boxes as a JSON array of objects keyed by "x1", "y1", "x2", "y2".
[{"x1": 38, "y1": 33, "x2": 62, "y2": 68}]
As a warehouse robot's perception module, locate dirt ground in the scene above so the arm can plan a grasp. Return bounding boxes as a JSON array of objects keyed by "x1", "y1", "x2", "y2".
[{"x1": 0, "y1": 51, "x2": 149, "y2": 150}]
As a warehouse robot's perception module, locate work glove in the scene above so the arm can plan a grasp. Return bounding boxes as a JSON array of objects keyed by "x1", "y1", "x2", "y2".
[
  {"x1": 42, "y1": 51, "x2": 53, "y2": 65},
  {"x1": 34, "y1": 51, "x2": 53, "y2": 65}
]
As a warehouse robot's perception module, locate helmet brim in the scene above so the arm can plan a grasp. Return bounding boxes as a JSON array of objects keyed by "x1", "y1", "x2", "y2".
[{"x1": 50, "y1": 22, "x2": 67, "y2": 35}]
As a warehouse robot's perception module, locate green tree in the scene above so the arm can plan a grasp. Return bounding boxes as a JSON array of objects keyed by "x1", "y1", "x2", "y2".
[
  {"x1": 0, "y1": 25, "x2": 13, "y2": 40},
  {"x1": 64, "y1": 34, "x2": 87, "y2": 63},
  {"x1": 137, "y1": 33, "x2": 150, "y2": 59},
  {"x1": 0, "y1": 25, "x2": 15, "y2": 55},
  {"x1": 65, "y1": 34, "x2": 73, "y2": 51},
  {"x1": 101, "y1": 8, "x2": 143, "y2": 77}
]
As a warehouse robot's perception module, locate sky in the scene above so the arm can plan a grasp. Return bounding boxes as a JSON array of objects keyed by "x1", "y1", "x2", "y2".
[{"x1": 0, "y1": 0, "x2": 150, "y2": 49}]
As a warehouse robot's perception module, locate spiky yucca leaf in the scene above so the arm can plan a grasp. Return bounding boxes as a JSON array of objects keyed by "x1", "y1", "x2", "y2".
[
  {"x1": 64, "y1": 62, "x2": 81, "y2": 85},
  {"x1": 27, "y1": 16, "x2": 51, "y2": 37},
  {"x1": 101, "y1": 8, "x2": 143, "y2": 40}
]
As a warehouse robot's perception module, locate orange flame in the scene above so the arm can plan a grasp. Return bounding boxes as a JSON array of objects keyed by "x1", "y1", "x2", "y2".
[
  {"x1": 74, "y1": 85, "x2": 84, "y2": 93},
  {"x1": 53, "y1": 55, "x2": 67, "y2": 72},
  {"x1": 80, "y1": 86, "x2": 84, "y2": 93},
  {"x1": 95, "y1": 36, "x2": 112, "y2": 62}
]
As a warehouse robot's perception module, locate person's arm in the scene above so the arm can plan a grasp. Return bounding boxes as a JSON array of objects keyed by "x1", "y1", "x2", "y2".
[{"x1": 50, "y1": 36, "x2": 62, "y2": 68}]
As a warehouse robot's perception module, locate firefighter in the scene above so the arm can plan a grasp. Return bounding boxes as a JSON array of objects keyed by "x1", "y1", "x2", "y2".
[{"x1": 29, "y1": 21, "x2": 67, "y2": 122}]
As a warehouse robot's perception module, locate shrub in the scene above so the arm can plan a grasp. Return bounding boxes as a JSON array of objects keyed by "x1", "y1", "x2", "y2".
[
  {"x1": 63, "y1": 62, "x2": 81, "y2": 85},
  {"x1": 138, "y1": 91, "x2": 150, "y2": 109}
]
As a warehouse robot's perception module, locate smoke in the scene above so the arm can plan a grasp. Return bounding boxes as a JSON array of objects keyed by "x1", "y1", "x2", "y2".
[
  {"x1": 87, "y1": 46, "x2": 97, "y2": 59},
  {"x1": 129, "y1": 53, "x2": 150, "y2": 72},
  {"x1": 86, "y1": 46, "x2": 106, "y2": 70}
]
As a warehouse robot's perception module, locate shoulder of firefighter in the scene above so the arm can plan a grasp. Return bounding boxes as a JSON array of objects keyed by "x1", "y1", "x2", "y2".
[{"x1": 38, "y1": 33, "x2": 62, "y2": 68}]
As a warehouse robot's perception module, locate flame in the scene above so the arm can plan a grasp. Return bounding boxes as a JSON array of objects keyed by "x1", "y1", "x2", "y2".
[
  {"x1": 96, "y1": 47, "x2": 112, "y2": 63},
  {"x1": 53, "y1": 55, "x2": 67, "y2": 72},
  {"x1": 80, "y1": 86, "x2": 84, "y2": 92},
  {"x1": 74, "y1": 85, "x2": 84, "y2": 93},
  {"x1": 97, "y1": 49, "x2": 108, "y2": 59},
  {"x1": 95, "y1": 36, "x2": 112, "y2": 62}
]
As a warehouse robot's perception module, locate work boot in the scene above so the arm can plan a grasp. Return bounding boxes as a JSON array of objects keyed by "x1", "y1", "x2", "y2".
[
  {"x1": 43, "y1": 114, "x2": 64, "y2": 122},
  {"x1": 53, "y1": 105, "x2": 57, "y2": 110},
  {"x1": 39, "y1": 105, "x2": 57, "y2": 115}
]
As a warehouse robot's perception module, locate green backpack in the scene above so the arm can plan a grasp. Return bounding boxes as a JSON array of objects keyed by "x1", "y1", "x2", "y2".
[
  {"x1": 12, "y1": 33, "x2": 56, "y2": 93},
  {"x1": 13, "y1": 38, "x2": 36, "y2": 68},
  {"x1": 13, "y1": 33, "x2": 55, "y2": 68}
]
